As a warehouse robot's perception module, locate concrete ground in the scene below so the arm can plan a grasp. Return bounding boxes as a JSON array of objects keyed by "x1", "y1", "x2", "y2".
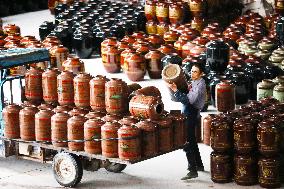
[{"x1": 1, "y1": 10, "x2": 283, "y2": 189}]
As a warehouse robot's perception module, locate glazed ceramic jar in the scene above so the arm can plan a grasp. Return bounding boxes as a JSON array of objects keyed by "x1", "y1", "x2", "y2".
[
  {"x1": 101, "y1": 121, "x2": 121, "y2": 158},
  {"x1": 124, "y1": 52, "x2": 146, "y2": 81},
  {"x1": 234, "y1": 154, "x2": 258, "y2": 186},
  {"x1": 90, "y1": 75, "x2": 108, "y2": 112},
  {"x1": 102, "y1": 45, "x2": 121, "y2": 73},
  {"x1": 188, "y1": 0, "x2": 207, "y2": 17},
  {"x1": 169, "y1": 2, "x2": 183, "y2": 24},
  {"x1": 258, "y1": 157, "x2": 281, "y2": 188},
  {"x1": 74, "y1": 73, "x2": 92, "y2": 108},
  {"x1": 49, "y1": 45, "x2": 69, "y2": 70},
  {"x1": 156, "y1": 1, "x2": 169, "y2": 23},
  {"x1": 62, "y1": 56, "x2": 85, "y2": 74},
  {"x1": 145, "y1": 0, "x2": 156, "y2": 21},
  {"x1": 257, "y1": 79, "x2": 275, "y2": 101},
  {"x1": 206, "y1": 40, "x2": 229, "y2": 74},
  {"x1": 146, "y1": 20, "x2": 157, "y2": 35},
  {"x1": 258, "y1": 119, "x2": 280, "y2": 157},
  {"x1": 136, "y1": 120, "x2": 158, "y2": 157},
  {"x1": 215, "y1": 80, "x2": 235, "y2": 112},
  {"x1": 146, "y1": 34, "x2": 165, "y2": 48},
  {"x1": 233, "y1": 118, "x2": 257, "y2": 154},
  {"x1": 145, "y1": 50, "x2": 165, "y2": 79},
  {"x1": 163, "y1": 30, "x2": 180, "y2": 45},
  {"x1": 2, "y1": 104, "x2": 21, "y2": 139},
  {"x1": 67, "y1": 115, "x2": 86, "y2": 151},
  {"x1": 210, "y1": 152, "x2": 233, "y2": 183},
  {"x1": 25, "y1": 67, "x2": 43, "y2": 103},
  {"x1": 273, "y1": 82, "x2": 284, "y2": 102}
]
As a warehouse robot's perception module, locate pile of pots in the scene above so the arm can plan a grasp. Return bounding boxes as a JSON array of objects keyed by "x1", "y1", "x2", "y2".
[
  {"x1": 2, "y1": 68, "x2": 186, "y2": 161},
  {"x1": 40, "y1": 0, "x2": 146, "y2": 59},
  {"x1": 203, "y1": 97, "x2": 284, "y2": 188}
]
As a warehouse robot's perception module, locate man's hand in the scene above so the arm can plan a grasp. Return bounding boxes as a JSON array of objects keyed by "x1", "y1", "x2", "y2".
[{"x1": 166, "y1": 81, "x2": 177, "y2": 92}]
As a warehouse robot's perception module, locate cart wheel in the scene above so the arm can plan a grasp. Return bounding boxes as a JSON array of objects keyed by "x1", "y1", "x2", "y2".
[
  {"x1": 104, "y1": 161, "x2": 127, "y2": 173},
  {"x1": 52, "y1": 152, "x2": 83, "y2": 187}
]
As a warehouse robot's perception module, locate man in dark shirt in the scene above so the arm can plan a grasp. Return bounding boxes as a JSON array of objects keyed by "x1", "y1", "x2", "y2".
[{"x1": 166, "y1": 62, "x2": 205, "y2": 180}]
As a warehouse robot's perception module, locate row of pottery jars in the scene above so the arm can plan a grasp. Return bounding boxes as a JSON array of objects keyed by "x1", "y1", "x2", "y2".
[
  {"x1": 211, "y1": 151, "x2": 282, "y2": 188},
  {"x1": 145, "y1": 0, "x2": 188, "y2": 24},
  {"x1": 257, "y1": 78, "x2": 284, "y2": 102}
]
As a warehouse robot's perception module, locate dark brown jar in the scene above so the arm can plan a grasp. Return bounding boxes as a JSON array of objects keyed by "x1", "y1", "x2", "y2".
[
  {"x1": 35, "y1": 109, "x2": 54, "y2": 142},
  {"x1": 168, "y1": 110, "x2": 186, "y2": 147},
  {"x1": 169, "y1": 2, "x2": 183, "y2": 24},
  {"x1": 90, "y1": 75, "x2": 108, "y2": 112},
  {"x1": 202, "y1": 114, "x2": 215, "y2": 146},
  {"x1": 234, "y1": 154, "x2": 258, "y2": 186},
  {"x1": 105, "y1": 78, "x2": 128, "y2": 114},
  {"x1": 42, "y1": 68, "x2": 59, "y2": 104},
  {"x1": 215, "y1": 80, "x2": 235, "y2": 112},
  {"x1": 3, "y1": 104, "x2": 21, "y2": 139},
  {"x1": 210, "y1": 152, "x2": 233, "y2": 183},
  {"x1": 124, "y1": 52, "x2": 146, "y2": 81},
  {"x1": 152, "y1": 116, "x2": 173, "y2": 153},
  {"x1": 129, "y1": 95, "x2": 164, "y2": 120},
  {"x1": 84, "y1": 118, "x2": 105, "y2": 154},
  {"x1": 145, "y1": 50, "x2": 165, "y2": 79},
  {"x1": 132, "y1": 86, "x2": 162, "y2": 97},
  {"x1": 118, "y1": 124, "x2": 141, "y2": 161},
  {"x1": 101, "y1": 121, "x2": 121, "y2": 158},
  {"x1": 257, "y1": 119, "x2": 280, "y2": 157},
  {"x1": 127, "y1": 83, "x2": 142, "y2": 96},
  {"x1": 51, "y1": 112, "x2": 70, "y2": 147},
  {"x1": 211, "y1": 116, "x2": 233, "y2": 152},
  {"x1": 74, "y1": 73, "x2": 92, "y2": 108},
  {"x1": 136, "y1": 42, "x2": 151, "y2": 56},
  {"x1": 156, "y1": 1, "x2": 169, "y2": 23},
  {"x1": 119, "y1": 116, "x2": 139, "y2": 126},
  {"x1": 102, "y1": 45, "x2": 121, "y2": 73},
  {"x1": 57, "y1": 71, "x2": 74, "y2": 106},
  {"x1": 19, "y1": 106, "x2": 39, "y2": 141},
  {"x1": 258, "y1": 156, "x2": 281, "y2": 188},
  {"x1": 233, "y1": 117, "x2": 257, "y2": 154},
  {"x1": 136, "y1": 120, "x2": 158, "y2": 157},
  {"x1": 145, "y1": 0, "x2": 156, "y2": 21},
  {"x1": 25, "y1": 67, "x2": 43, "y2": 103},
  {"x1": 67, "y1": 115, "x2": 86, "y2": 151},
  {"x1": 157, "y1": 21, "x2": 169, "y2": 37}
]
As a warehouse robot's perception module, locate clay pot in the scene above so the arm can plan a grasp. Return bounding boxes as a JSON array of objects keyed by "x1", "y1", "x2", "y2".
[
  {"x1": 90, "y1": 75, "x2": 109, "y2": 111},
  {"x1": 168, "y1": 110, "x2": 186, "y2": 147},
  {"x1": 2, "y1": 104, "x2": 21, "y2": 139},
  {"x1": 145, "y1": 50, "x2": 165, "y2": 79},
  {"x1": 19, "y1": 106, "x2": 39, "y2": 141},
  {"x1": 118, "y1": 124, "x2": 141, "y2": 161},
  {"x1": 101, "y1": 121, "x2": 121, "y2": 158},
  {"x1": 129, "y1": 95, "x2": 164, "y2": 120},
  {"x1": 35, "y1": 109, "x2": 54, "y2": 142},
  {"x1": 42, "y1": 68, "x2": 59, "y2": 104},
  {"x1": 215, "y1": 80, "x2": 235, "y2": 112},
  {"x1": 51, "y1": 112, "x2": 70, "y2": 147},
  {"x1": 49, "y1": 45, "x2": 69, "y2": 70},
  {"x1": 145, "y1": 0, "x2": 156, "y2": 21},
  {"x1": 157, "y1": 21, "x2": 169, "y2": 36},
  {"x1": 119, "y1": 116, "x2": 139, "y2": 126},
  {"x1": 57, "y1": 71, "x2": 74, "y2": 106},
  {"x1": 67, "y1": 115, "x2": 86, "y2": 151},
  {"x1": 210, "y1": 152, "x2": 233, "y2": 183},
  {"x1": 102, "y1": 45, "x2": 121, "y2": 73},
  {"x1": 84, "y1": 118, "x2": 105, "y2": 154},
  {"x1": 132, "y1": 86, "x2": 161, "y2": 97},
  {"x1": 258, "y1": 157, "x2": 281, "y2": 188},
  {"x1": 169, "y1": 2, "x2": 183, "y2": 24},
  {"x1": 74, "y1": 73, "x2": 92, "y2": 108},
  {"x1": 156, "y1": 1, "x2": 169, "y2": 23},
  {"x1": 124, "y1": 52, "x2": 146, "y2": 81},
  {"x1": 257, "y1": 79, "x2": 275, "y2": 101},
  {"x1": 62, "y1": 56, "x2": 85, "y2": 74},
  {"x1": 25, "y1": 67, "x2": 43, "y2": 103}
]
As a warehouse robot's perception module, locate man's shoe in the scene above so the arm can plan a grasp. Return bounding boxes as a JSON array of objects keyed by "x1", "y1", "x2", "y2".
[
  {"x1": 197, "y1": 166, "x2": 204, "y2": 171},
  {"x1": 181, "y1": 171, "x2": 198, "y2": 180}
]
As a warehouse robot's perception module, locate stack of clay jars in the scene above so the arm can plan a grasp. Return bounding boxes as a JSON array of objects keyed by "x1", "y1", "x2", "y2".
[
  {"x1": 40, "y1": 0, "x2": 145, "y2": 59},
  {"x1": 210, "y1": 97, "x2": 284, "y2": 188},
  {"x1": 145, "y1": 0, "x2": 188, "y2": 36},
  {"x1": 257, "y1": 76, "x2": 284, "y2": 102}
]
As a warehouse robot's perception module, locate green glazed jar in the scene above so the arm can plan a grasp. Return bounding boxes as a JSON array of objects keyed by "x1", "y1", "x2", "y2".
[
  {"x1": 273, "y1": 82, "x2": 284, "y2": 102},
  {"x1": 257, "y1": 79, "x2": 275, "y2": 101}
]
